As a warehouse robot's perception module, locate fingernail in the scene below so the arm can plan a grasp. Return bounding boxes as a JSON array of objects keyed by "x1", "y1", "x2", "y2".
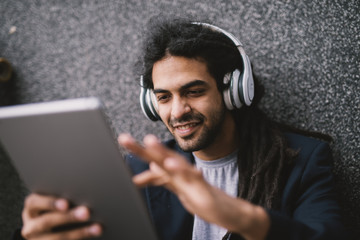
[
  {"x1": 88, "y1": 224, "x2": 102, "y2": 236},
  {"x1": 164, "y1": 157, "x2": 178, "y2": 168},
  {"x1": 144, "y1": 134, "x2": 158, "y2": 144},
  {"x1": 118, "y1": 133, "x2": 134, "y2": 144},
  {"x1": 55, "y1": 199, "x2": 68, "y2": 211},
  {"x1": 74, "y1": 206, "x2": 89, "y2": 220}
]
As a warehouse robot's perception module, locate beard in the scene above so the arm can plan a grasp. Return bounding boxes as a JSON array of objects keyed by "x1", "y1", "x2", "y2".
[{"x1": 167, "y1": 105, "x2": 226, "y2": 152}]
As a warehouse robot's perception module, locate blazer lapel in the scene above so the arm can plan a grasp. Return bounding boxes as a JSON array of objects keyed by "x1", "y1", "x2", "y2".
[{"x1": 146, "y1": 145, "x2": 194, "y2": 240}]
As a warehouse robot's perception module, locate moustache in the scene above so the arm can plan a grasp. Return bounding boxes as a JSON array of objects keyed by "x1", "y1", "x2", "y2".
[{"x1": 169, "y1": 112, "x2": 205, "y2": 127}]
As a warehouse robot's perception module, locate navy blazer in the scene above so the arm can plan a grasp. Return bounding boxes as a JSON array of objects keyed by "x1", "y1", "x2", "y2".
[{"x1": 126, "y1": 133, "x2": 348, "y2": 240}]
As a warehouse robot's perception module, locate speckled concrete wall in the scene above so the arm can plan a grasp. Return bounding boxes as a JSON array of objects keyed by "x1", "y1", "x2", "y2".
[{"x1": 0, "y1": 0, "x2": 359, "y2": 238}]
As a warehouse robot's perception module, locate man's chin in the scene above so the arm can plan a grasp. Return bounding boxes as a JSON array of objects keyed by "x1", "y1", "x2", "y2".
[
  {"x1": 177, "y1": 143, "x2": 200, "y2": 152},
  {"x1": 174, "y1": 135, "x2": 203, "y2": 152}
]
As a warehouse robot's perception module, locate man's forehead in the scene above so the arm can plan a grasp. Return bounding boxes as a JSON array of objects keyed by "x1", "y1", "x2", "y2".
[
  {"x1": 153, "y1": 79, "x2": 209, "y2": 93},
  {"x1": 152, "y1": 55, "x2": 215, "y2": 89}
]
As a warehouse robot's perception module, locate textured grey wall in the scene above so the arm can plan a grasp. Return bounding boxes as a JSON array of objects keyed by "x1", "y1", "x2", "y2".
[{"x1": 0, "y1": 0, "x2": 359, "y2": 238}]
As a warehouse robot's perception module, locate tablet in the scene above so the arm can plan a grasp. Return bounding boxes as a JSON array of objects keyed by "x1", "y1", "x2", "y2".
[{"x1": 0, "y1": 98, "x2": 158, "y2": 240}]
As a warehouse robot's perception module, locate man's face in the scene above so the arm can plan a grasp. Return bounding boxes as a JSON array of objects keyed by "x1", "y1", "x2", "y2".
[{"x1": 152, "y1": 56, "x2": 228, "y2": 152}]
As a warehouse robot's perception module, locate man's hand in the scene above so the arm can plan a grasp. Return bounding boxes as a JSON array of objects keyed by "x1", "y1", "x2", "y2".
[
  {"x1": 119, "y1": 134, "x2": 220, "y2": 216},
  {"x1": 118, "y1": 134, "x2": 270, "y2": 240},
  {"x1": 21, "y1": 193, "x2": 102, "y2": 240}
]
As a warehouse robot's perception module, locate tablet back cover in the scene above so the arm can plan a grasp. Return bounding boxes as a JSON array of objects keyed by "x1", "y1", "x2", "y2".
[{"x1": 0, "y1": 98, "x2": 158, "y2": 240}]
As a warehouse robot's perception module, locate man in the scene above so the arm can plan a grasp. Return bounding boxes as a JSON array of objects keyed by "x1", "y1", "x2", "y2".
[{"x1": 18, "y1": 18, "x2": 346, "y2": 240}]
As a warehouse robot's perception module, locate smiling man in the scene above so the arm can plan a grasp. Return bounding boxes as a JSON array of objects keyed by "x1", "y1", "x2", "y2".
[
  {"x1": 18, "y1": 17, "x2": 347, "y2": 240},
  {"x1": 119, "y1": 18, "x2": 348, "y2": 240},
  {"x1": 152, "y1": 56, "x2": 234, "y2": 158}
]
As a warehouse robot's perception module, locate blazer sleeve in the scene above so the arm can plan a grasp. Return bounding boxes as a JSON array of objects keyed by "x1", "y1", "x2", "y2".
[{"x1": 265, "y1": 141, "x2": 349, "y2": 240}]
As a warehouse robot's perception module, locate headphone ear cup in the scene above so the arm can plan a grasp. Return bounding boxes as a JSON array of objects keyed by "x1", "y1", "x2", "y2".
[
  {"x1": 243, "y1": 55, "x2": 255, "y2": 106},
  {"x1": 223, "y1": 72, "x2": 234, "y2": 110},
  {"x1": 238, "y1": 48, "x2": 254, "y2": 106},
  {"x1": 139, "y1": 77, "x2": 160, "y2": 121},
  {"x1": 228, "y1": 55, "x2": 255, "y2": 109},
  {"x1": 224, "y1": 66, "x2": 254, "y2": 109},
  {"x1": 230, "y1": 69, "x2": 243, "y2": 109},
  {"x1": 223, "y1": 88, "x2": 234, "y2": 110},
  {"x1": 148, "y1": 89, "x2": 160, "y2": 120}
]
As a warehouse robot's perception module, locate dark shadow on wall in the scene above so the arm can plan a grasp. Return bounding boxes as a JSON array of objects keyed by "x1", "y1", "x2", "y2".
[
  {"x1": 0, "y1": 74, "x2": 21, "y2": 107},
  {"x1": 0, "y1": 58, "x2": 21, "y2": 106}
]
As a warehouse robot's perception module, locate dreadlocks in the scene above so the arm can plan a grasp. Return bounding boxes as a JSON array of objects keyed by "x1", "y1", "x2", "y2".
[
  {"x1": 234, "y1": 105, "x2": 296, "y2": 209},
  {"x1": 139, "y1": 16, "x2": 297, "y2": 209}
]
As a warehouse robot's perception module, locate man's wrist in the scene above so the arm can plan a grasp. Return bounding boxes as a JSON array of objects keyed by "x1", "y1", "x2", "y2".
[
  {"x1": 242, "y1": 205, "x2": 270, "y2": 240},
  {"x1": 225, "y1": 199, "x2": 270, "y2": 240}
]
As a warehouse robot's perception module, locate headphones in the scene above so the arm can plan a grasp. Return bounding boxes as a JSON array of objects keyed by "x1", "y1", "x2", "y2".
[{"x1": 139, "y1": 22, "x2": 255, "y2": 121}]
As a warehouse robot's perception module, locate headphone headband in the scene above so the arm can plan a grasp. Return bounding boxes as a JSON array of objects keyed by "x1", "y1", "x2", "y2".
[
  {"x1": 191, "y1": 22, "x2": 243, "y2": 47},
  {"x1": 191, "y1": 22, "x2": 255, "y2": 108}
]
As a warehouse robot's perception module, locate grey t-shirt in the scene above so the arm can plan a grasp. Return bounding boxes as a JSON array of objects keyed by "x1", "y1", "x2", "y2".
[{"x1": 192, "y1": 150, "x2": 239, "y2": 240}]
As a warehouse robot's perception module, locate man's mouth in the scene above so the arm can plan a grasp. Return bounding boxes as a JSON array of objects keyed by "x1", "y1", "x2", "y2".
[
  {"x1": 169, "y1": 113, "x2": 205, "y2": 138},
  {"x1": 172, "y1": 122, "x2": 201, "y2": 137},
  {"x1": 176, "y1": 122, "x2": 197, "y2": 130}
]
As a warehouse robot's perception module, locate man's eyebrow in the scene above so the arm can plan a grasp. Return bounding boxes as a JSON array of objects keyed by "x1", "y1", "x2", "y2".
[
  {"x1": 153, "y1": 80, "x2": 208, "y2": 94},
  {"x1": 180, "y1": 80, "x2": 208, "y2": 91},
  {"x1": 153, "y1": 88, "x2": 168, "y2": 94}
]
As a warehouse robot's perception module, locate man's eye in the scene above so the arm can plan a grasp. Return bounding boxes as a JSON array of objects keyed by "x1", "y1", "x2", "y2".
[
  {"x1": 187, "y1": 89, "x2": 205, "y2": 96},
  {"x1": 157, "y1": 95, "x2": 170, "y2": 102}
]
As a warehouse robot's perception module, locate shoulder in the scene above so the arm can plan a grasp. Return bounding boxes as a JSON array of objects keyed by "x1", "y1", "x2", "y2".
[
  {"x1": 284, "y1": 132, "x2": 332, "y2": 167},
  {"x1": 283, "y1": 132, "x2": 335, "y2": 197},
  {"x1": 284, "y1": 132, "x2": 331, "y2": 153}
]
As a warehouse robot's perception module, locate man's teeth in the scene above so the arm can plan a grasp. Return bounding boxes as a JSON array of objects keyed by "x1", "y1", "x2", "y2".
[{"x1": 177, "y1": 123, "x2": 197, "y2": 130}]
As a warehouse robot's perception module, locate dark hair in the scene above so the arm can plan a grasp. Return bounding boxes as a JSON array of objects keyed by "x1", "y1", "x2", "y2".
[
  {"x1": 138, "y1": 16, "x2": 296, "y2": 209},
  {"x1": 140, "y1": 17, "x2": 241, "y2": 92}
]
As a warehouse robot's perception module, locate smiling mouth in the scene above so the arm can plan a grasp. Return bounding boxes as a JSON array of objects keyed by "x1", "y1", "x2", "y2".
[
  {"x1": 176, "y1": 123, "x2": 197, "y2": 130},
  {"x1": 173, "y1": 122, "x2": 201, "y2": 137}
]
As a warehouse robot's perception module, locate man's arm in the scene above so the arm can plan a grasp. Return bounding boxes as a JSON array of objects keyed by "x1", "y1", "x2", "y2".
[
  {"x1": 263, "y1": 140, "x2": 348, "y2": 240},
  {"x1": 119, "y1": 134, "x2": 270, "y2": 240}
]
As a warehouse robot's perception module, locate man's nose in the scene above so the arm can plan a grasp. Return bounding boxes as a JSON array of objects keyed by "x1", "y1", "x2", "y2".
[{"x1": 171, "y1": 97, "x2": 191, "y2": 119}]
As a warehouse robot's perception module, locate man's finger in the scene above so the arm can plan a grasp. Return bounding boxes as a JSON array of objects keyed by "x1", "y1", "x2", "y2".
[
  {"x1": 26, "y1": 223, "x2": 102, "y2": 240},
  {"x1": 22, "y1": 206, "x2": 91, "y2": 238},
  {"x1": 133, "y1": 164, "x2": 170, "y2": 187},
  {"x1": 133, "y1": 171, "x2": 158, "y2": 187},
  {"x1": 142, "y1": 135, "x2": 192, "y2": 169},
  {"x1": 119, "y1": 134, "x2": 189, "y2": 169},
  {"x1": 23, "y1": 194, "x2": 69, "y2": 219},
  {"x1": 143, "y1": 135, "x2": 170, "y2": 163},
  {"x1": 118, "y1": 134, "x2": 158, "y2": 163}
]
